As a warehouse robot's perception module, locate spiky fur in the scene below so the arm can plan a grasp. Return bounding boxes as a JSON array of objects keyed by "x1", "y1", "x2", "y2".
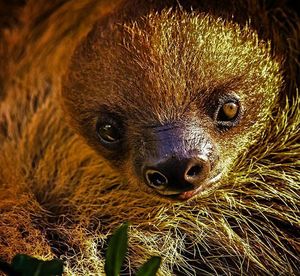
[{"x1": 0, "y1": 1, "x2": 299, "y2": 275}]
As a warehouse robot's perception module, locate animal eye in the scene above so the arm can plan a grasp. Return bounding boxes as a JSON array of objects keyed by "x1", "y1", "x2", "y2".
[
  {"x1": 217, "y1": 101, "x2": 239, "y2": 121},
  {"x1": 96, "y1": 117, "x2": 123, "y2": 145},
  {"x1": 214, "y1": 98, "x2": 241, "y2": 129}
]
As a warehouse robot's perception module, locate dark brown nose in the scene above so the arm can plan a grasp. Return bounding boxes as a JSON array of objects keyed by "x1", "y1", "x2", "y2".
[{"x1": 144, "y1": 156, "x2": 210, "y2": 193}]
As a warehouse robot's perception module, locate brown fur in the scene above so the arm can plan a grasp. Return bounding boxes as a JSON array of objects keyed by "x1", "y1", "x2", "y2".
[
  {"x1": 62, "y1": 9, "x2": 282, "y2": 197},
  {"x1": 0, "y1": 0, "x2": 299, "y2": 275}
]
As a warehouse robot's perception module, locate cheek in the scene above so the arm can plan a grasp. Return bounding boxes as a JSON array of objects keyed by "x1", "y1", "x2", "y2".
[
  {"x1": 92, "y1": 144, "x2": 129, "y2": 170},
  {"x1": 122, "y1": 158, "x2": 150, "y2": 190},
  {"x1": 214, "y1": 129, "x2": 254, "y2": 173}
]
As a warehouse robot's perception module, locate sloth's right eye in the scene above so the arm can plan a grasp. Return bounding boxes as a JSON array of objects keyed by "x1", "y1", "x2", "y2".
[{"x1": 96, "y1": 117, "x2": 123, "y2": 145}]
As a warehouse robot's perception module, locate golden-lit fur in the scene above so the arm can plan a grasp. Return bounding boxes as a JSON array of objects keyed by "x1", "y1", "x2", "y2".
[
  {"x1": 0, "y1": 0, "x2": 299, "y2": 275},
  {"x1": 62, "y1": 10, "x2": 282, "y2": 194}
]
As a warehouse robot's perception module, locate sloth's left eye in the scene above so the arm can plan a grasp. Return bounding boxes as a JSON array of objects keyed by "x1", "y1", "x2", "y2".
[
  {"x1": 217, "y1": 101, "x2": 239, "y2": 121},
  {"x1": 96, "y1": 117, "x2": 123, "y2": 145},
  {"x1": 214, "y1": 98, "x2": 241, "y2": 129}
]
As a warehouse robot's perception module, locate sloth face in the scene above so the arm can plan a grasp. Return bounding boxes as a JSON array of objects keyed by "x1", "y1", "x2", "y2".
[
  {"x1": 93, "y1": 95, "x2": 241, "y2": 200},
  {"x1": 62, "y1": 10, "x2": 282, "y2": 200}
]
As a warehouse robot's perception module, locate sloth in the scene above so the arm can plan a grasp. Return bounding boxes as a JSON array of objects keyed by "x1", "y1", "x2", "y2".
[
  {"x1": 0, "y1": 0, "x2": 299, "y2": 275},
  {"x1": 62, "y1": 8, "x2": 281, "y2": 201}
]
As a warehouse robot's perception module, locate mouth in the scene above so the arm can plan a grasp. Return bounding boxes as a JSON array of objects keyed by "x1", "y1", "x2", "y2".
[{"x1": 156, "y1": 170, "x2": 223, "y2": 201}]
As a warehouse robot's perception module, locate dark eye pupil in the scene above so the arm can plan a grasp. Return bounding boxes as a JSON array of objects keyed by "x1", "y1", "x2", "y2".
[{"x1": 98, "y1": 124, "x2": 120, "y2": 143}]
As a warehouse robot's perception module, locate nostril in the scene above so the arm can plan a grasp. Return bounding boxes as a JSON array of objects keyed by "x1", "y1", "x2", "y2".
[
  {"x1": 184, "y1": 158, "x2": 210, "y2": 183},
  {"x1": 145, "y1": 170, "x2": 168, "y2": 188},
  {"x1": 186, "y1": 164, "x2": 202, "y2": 178}
]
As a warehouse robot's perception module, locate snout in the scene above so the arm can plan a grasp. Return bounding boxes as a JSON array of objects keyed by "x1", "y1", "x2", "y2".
[
  {"x1": 135, "y1": 123, "x2": 218, "y2": 200},
  {"x1": 144, "y1": 156, "x2": 210, "y2": 193}
]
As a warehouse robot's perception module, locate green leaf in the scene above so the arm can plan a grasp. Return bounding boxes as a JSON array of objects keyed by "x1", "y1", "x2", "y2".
[
  {"x1": 135, "y1": 256, "x2": 161, "y2": 276},
  {"x1": 104, "y1": 222, "x2": 129, "y2": 276},
  {"x1": 11, "y1": 254, "x2": 63, "y2": 276}
]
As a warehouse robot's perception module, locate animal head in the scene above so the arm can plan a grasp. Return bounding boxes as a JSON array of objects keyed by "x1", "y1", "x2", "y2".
[{"x1": 61, "y1": 10, "x2": 282, "y2": 200}]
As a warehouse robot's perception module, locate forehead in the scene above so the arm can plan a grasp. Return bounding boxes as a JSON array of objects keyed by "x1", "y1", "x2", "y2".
[{"x1": 69, "y1": 10, "x2": 281, "y2": 122}]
